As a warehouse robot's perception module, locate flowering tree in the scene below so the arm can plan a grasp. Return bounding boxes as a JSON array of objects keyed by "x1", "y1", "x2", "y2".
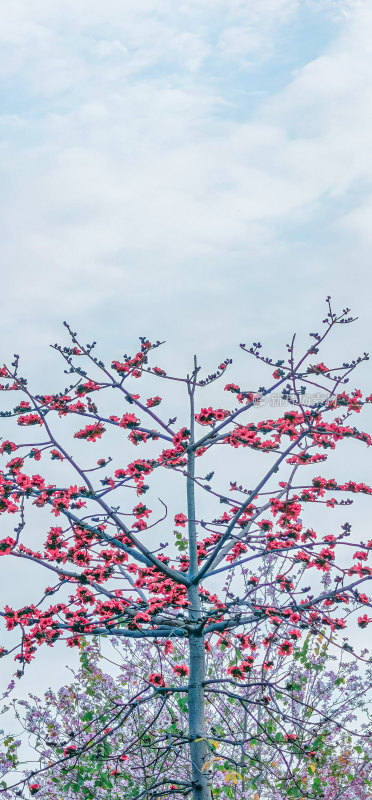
[
  {"x1": 1, "y1": 635, "x2": 372, "y2": 800},
  {"x1": 0, "y1": 298, "x2": 372, "y2": 800}
]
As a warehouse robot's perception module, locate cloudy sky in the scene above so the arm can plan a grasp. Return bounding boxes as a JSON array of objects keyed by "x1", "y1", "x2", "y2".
[
  {"x1": 1, "y1": 0, "x2": 372, "y2": 727},
  {"x1": 1, "y1": 0, "x2": 372, "y2": 371}
]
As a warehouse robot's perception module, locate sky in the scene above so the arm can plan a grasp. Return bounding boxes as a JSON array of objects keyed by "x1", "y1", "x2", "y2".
[
  {"x1": 0, "y1": 0, "x2": 372, "y2": 371},
  {"x1": 1, "y1": 0, "x2": 372, "y2": 744}
]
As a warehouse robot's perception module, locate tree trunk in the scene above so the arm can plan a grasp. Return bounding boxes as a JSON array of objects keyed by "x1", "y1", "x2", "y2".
[
  {"x1": 186, "y1": 386, "x2": 212, "y2": 800},
  {"x1": 188, "y1": 631, "x2": 212, "y2": 800}
]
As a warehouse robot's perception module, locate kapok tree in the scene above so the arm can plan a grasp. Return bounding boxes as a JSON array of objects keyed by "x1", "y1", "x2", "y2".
[{"x1": 0, "y1": 298, "x2": 372, "y2": 800}]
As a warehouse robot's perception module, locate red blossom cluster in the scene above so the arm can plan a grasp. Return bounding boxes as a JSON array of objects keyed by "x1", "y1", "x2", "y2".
[
  {"x1": 224, "y1": 383, "x2": 256, "y2": 404},
  {"x1": 195, "y1": 407, "x2": 230, "y2": 425},
  {"x1": 74, "y1": 423, "x2": 105, "y2": 442}
]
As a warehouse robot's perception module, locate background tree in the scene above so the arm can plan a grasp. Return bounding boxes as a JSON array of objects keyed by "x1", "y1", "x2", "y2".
[
  {"x1": 0, "y1": 298, "x2": 372, "y2": 800},
  {"x1": 1, "y1": 634, "x2": 372, "y2": 800}
]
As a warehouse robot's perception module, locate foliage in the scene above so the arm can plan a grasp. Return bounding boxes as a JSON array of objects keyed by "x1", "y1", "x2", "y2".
[{"x1": 1, "y1": 635, "x2": 372, "y2": 799}]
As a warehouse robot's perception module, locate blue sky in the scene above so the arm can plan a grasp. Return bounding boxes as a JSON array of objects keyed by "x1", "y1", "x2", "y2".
[
  {"x1": 1, "y1": 0, "x2": 372, "y2": 710},
  {"x1": 0, "y1": 0, "x2": 371, "y2": 378}
]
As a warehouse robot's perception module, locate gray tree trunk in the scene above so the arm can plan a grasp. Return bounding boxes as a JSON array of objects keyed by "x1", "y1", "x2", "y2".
[
  {"x1": 188, "y1": 630, "x2": 212, "y2": 800},
  {"x1": 186, "y1": 373, "x2": 213, "y2": 800}
]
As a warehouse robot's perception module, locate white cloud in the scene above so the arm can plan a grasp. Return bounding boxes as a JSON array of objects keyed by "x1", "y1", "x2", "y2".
[
  {"x1": 0, "y1": 0, "x2": 371, "y2": 366},
  {"x1": 0, "y1": 0, "x2": 296, "y2": 90}
]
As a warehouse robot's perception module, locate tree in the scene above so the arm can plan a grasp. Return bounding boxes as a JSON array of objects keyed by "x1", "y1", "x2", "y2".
[
  {"x1": 0, "y1": 298, "x2": 372, "y2": 800},
  {"x1": 1, "y1": 634, "x2": 372, "y2": 799}
]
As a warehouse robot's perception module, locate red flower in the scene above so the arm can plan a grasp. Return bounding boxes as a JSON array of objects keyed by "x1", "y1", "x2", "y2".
[
  {"x1": 0, "y1": 537, "x2": 16, "y2": 555},
  {"x1": 64, "y1": 744, "x2": 77, "y2": 757},
  {"x1": 148, "y1": 673, "x2": 167, "y2": 687},
  {"x1": 128, "y1": 429, "x2": 151, "y2": 446},
  {"x1": 227, "y1": 664, "x2": 244, "y2": 679},
  {"x1": 174, "y1": 513, "x2": 187, "y2": 527},
  {"x1": 74, "y1": 423, "x2": 105, "y2": 442},
  {"x1": 278, "y1": 640, "x2": 293, "y2": 656},
  {"x1": 0, "y1": 441, "x2": 17, "y2": 455},
  {"x1": 288, "y1": 628, "x2": 301, "y2": 640},
  {"x1": 133, "y1": 503, "x2": 151, "y2": 519},
  {"x1": 172, "y1": 664, "x2": 189, "y2": 677},
  {"x1": 17, "y1": 413, "x2": 43, "y2": 426},
  {"x1": 118, "y1": 413, "x2": 140, "y2": 429},
  {"x1": 358, "y1": 614, "x2": 372, "y2": 628},
  {"x1": 224, "y1": 384, "x2": 240, "y2": 392},
  {"x1": 307, "y1": 362, "x2": 329, "y2": 374},
  {"x1": 132, "y1": 518, "x2": 148, "y2": 530},
  {"x1": 51, "y1": 448, "x2": 64, "y2": 460},
  {"x1": 195, "y1": 407, "x2": 229, "y2": 425},
  {"x1": 29, "y1": 448, "x2": 41, "y2": 461}
]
